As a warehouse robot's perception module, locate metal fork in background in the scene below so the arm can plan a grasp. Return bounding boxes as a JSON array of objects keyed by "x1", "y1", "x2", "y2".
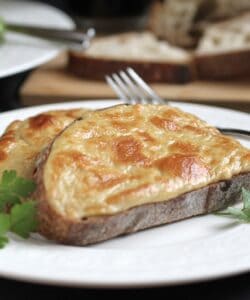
[
  {"x1": 105, "y1": 68, "x2": 250, "y2": 140},
  {"x1": 4, "y1": 21, "x2": 95, "y2": 50}
]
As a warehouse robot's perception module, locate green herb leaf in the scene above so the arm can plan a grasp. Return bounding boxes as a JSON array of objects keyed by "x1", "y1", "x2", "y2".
[
  {"x1": 0, "y1": 213, "x2": 11, "y2": 249},
  {"x1": 0, "y1": 236, "x2": 9, "y2": 249},
  {"x1": 0, "y1": 193, "x2": 20, "y2": 212},
  {"x1": 10, "y1": 201, "x2": 37, "y2": 239},
  {"x1": 0, "y1": 213, "x2": 11, "y2": 235},
  {"x1": 242, "y1": 188, "x2": 250, "y2": 210},
  {"x1": 1, "y1": 170, "x2": 36, "y2": 197},
  {"x1": 216, "y1": 188, "x2": 250, "y2": 222},
  {"x1": 0, "y1": 17, "x2": 5, "y2": 44},
  {"x1": 0, "y1": 170, "x2": 37, "y2": 248},
  {"x1": 0, "y1": 170, "x2": 36, "y2": 212}
]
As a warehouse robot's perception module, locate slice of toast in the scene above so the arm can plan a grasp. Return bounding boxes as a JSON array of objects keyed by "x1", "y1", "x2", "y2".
[
  {"x1": 34, "y1": 104, "x2": 250, "y2": 245},
  {"x1": 68, "y1": 32, "x2": 195, "y2": 83},
  {"x1": 0, "y1": 109, "x2": 88, "y2": 179},
  {"x1": 149, "y1": 0, "x2": 210, "y2": 48},
  {"x1": 211, "y1": 0, "x2": 250, "y2": 19},
  {"x1": 195, "y1": 13, "x2": 250, "y2": 79},
  {"x1": 149, "y1": 0, "x2": 250, "y2": 48}
]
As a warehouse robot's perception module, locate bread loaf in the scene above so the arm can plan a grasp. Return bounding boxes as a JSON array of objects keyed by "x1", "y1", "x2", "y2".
[
  {"x1": 68, "y1": 32, "x2": 195, "y2": 83},
  {"x1": 195, "y1": 13, "x2": 250, "y2": 79},
  {"x1": 149, "y1": 0, "x2": 250, "y2": 48}
]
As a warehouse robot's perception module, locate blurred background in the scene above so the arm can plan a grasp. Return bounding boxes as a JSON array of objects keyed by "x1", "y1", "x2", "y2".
[
  {"x1": 32, "y1": 0, "x2": 153, "y2": 32},
  {"x1": 1, "y1": 0, "x2": 250, "y2": 112}
]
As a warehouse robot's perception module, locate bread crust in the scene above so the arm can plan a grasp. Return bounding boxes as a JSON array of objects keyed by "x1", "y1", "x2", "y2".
[
  {"x1": 34, "y1": 143, "x2": 250, "y2": 246},
  {"x1": 195, "y1": 49, "x2": 250, "y2": 79},
  {"x1": 68, "y1": 51, "x2": 196, "y2": 83}
]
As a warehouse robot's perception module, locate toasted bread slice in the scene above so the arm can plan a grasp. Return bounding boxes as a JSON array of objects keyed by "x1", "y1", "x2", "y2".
[
  {"x1": 0, "y1": 109, "x2": 88, "y2": 179},
  {"x1": 68, "y1": 32, "x2": 195, "y2": 83},
  {"x1": 195, "y1": 13, "x2": 250, "y2": 79},
  {"x1": 34, "y1": 104, "x2": 250, "y2": 245}
]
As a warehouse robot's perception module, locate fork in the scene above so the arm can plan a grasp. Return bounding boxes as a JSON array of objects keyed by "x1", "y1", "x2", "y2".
[
  {"x1": 0, "y1": 17, "x2": 95, "y2": 50},
  {"x1": 105, "y1": 68, "x2": 250, "y2": 140}
]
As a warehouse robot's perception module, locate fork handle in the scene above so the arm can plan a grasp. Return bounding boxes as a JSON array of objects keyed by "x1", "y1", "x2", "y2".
[
  {"x1": 218, "y1": 127, "x2": 250, "y2": 140},
  {"x1": 6, "y1": 22, "x2": 95, "y2": 49}
]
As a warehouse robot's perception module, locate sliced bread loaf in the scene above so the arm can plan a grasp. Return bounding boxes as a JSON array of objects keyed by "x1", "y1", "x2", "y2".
[
  {"x1": 149, "y1": 0, "x2": 250, "y2": 48},
  {"x1": 212, "y1": 0, "x2": 250, "y2": 19},
  {"x1": 149, "y1": 0, "x2": 211, "y2": 48},
  {"x1": 195, "y1": 13, "x2": 250, "y2": 79},
  {"x1": 68, "y1": 32, "x2": 195, "y2": 83}
]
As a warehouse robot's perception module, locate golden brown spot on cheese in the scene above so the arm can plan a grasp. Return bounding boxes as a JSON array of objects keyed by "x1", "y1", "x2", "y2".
[
  {"x1": 244, "y1": 153, "x2": 250, "y2": 161},
  {"x1": 102, "y1": 105, "x2": 141, "y2": 120},
  {"x1": 137, "y1": 131, "x2": 155, "y2": 143},
  {"x1": 89, "y1": 171, "x2": 125, "y2": 190},
  {"x1": 156, "y1": 154, "x2": 209, "y2": 181},
  {"x1": 0, "y1": 150, "x2": 7, "y2": 161},
  {"x1": 29, "y1": 114, "x2": 54, "y2": 130},
  {"x1": 0, "y1": 133, "x2": 15, "y2": 148},
  {"x1": 162, "y1": 108, "x2": 181, "y2": 120},
  {"x1": 169, "y1": 141, "x2": 198, "y2": 154},
  {"x1": 111, "y1": 120, "x2": 139, "y2": 131},
  {"x1": 184, "y1": 125, "x2": 207, "y2": 135},
  {"x1": 112, "y1": 136, "x2": 149, "y2": 165},
  {"x1": 65, "y1": 109, "x2": 83, "y2": 118},
  {"x1": 151, "y1": 116, "x2": 178, "y2": 131},
  {"x1": 214, "y1": 136, "x2": 238, "y2": 148}
]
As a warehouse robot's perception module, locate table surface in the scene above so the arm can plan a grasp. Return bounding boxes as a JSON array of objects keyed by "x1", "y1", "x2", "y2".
[
  {"x1": 20, "y1": 53, "x2": 250, "y2": 112},
  {"x1": 0, "y1": 72, "x2": 250, "y2": 298}
]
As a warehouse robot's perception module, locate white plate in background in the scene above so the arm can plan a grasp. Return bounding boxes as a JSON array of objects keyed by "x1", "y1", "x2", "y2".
[
  {"x1": 0, "y1": 100, "x2": 249, "y2": 287},
  {"x1": 0, "y1": 0, "x2": 74, "y2": 78}
]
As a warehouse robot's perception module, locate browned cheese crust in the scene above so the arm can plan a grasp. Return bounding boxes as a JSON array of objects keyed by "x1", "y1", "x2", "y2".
[
  {"x1": 0, "y1": 109, "x2": 88, "y2": 179},
  {"x1": 35, "y1": 150, "x2": 250, "y2": 246},
  {"x1": 33, "y1": 105, "x2": 250, "y2": 245}
]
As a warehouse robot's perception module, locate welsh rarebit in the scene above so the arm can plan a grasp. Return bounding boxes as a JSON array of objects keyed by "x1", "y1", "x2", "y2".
[
  {"x1": 0, "y1": 109, "x2": 87, "y2": 179},
  {"x1": 34, "y1": 104, "x2": 250, "y2": 245}
]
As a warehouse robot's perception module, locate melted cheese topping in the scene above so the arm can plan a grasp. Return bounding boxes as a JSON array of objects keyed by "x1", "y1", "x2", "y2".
[
  {"x1": 0, "y1": 109, "x2": 87, "y2": 179},
  {"x1": 43, "y1": 105, "x2": 250, "y2": 219}
]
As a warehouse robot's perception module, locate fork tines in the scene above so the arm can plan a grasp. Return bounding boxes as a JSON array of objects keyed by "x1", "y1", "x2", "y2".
[{"x1": 105, "y1": 68, "x2": 165, "y2": 105}]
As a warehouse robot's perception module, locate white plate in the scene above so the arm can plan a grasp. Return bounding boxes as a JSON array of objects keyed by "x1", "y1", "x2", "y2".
[
  {"x1": 0, "y1": 100, "x2": 249, "y2": 288},
  {"x1": 0, "y1": 0, "x2": 74, "y2": 78}
]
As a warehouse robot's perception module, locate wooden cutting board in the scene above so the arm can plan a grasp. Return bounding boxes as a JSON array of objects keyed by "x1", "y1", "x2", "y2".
[{"x1": 20, "y1": 53, "x2": 250, "y2": 112}]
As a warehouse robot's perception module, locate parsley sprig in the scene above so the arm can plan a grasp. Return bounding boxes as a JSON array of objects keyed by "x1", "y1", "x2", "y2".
[
  {"x1": 0, "y1": 170, "x2": 37, "y2": 248},
  {"x1": 0, "y1": 17, "x2": 5, "y2": 44},
  {"x1": 216, "y1": 188, "x2": 250, "y2": 222}
]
